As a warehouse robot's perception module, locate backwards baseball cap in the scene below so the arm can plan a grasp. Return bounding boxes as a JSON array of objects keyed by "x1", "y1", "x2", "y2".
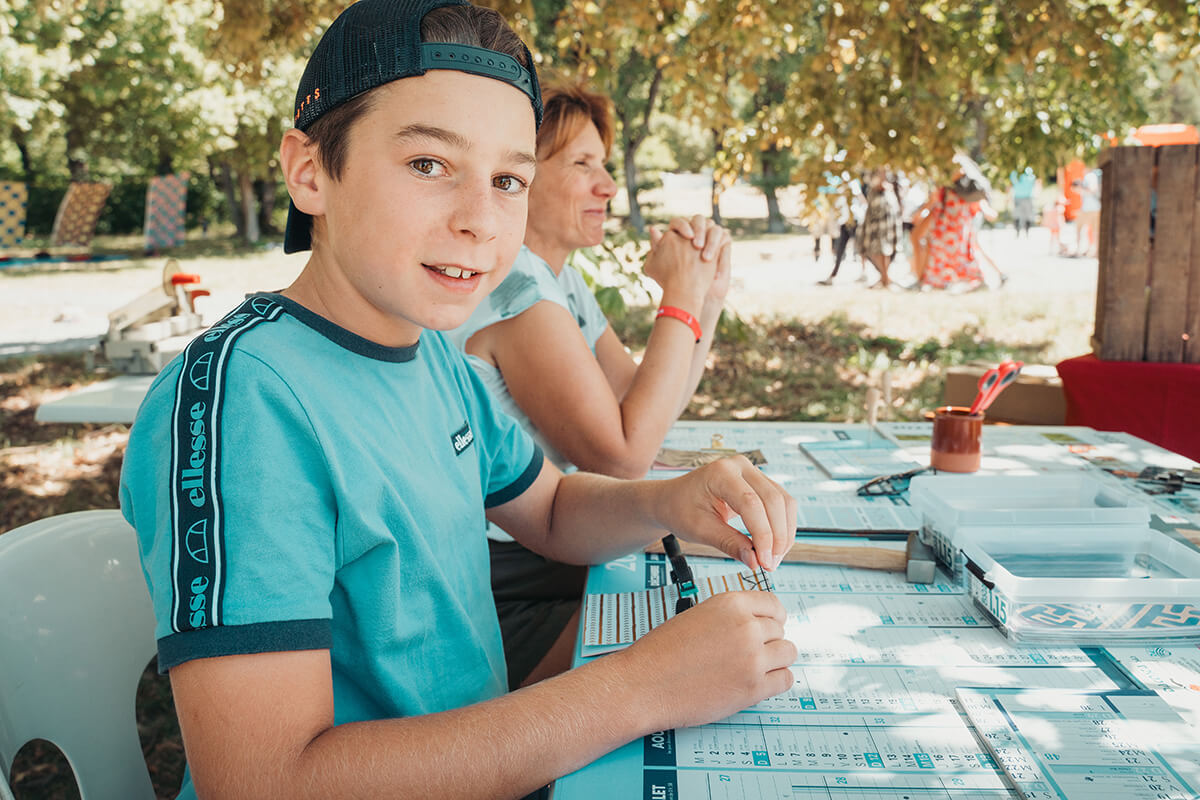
[{"x1": 283, "y1": 0, "x2": 543, "y2": 254}]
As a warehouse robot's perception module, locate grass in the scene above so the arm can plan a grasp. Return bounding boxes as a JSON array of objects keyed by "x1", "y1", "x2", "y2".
[{"x1": 610, "y1": 306, "x2": 1052, "y2": 424}]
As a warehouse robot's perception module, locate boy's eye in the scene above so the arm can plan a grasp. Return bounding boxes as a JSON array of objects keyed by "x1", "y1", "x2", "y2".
[
  {"x1": 493, "y1": 174, "x2": 527, "y2": 194},
  {"x1": 409, "y1": 158, "x2": 446, "y2": 177}
]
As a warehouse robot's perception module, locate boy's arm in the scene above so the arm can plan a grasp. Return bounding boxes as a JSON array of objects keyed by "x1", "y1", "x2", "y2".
[
  {"x1": 489, "y1": 453, "x2": 795, "y2": 573},
  {"x1": 172, "y1": 573, "x2": 794, "y2": 799}
]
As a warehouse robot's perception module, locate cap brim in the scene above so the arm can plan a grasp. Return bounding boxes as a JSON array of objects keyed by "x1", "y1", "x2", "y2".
[{"x1": 283, "y1": 199, "x2": 312, "y2": 254}]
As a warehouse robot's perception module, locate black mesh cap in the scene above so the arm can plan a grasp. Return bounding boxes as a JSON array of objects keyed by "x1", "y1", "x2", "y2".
[{"x1": 283, "y1": 0, "x2": 543, "y2": 253}]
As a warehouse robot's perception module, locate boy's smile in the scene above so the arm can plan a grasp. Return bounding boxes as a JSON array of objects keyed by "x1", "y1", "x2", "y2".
[{"x1": 281, "y1": 71, "x2": 537, "y2": 348}]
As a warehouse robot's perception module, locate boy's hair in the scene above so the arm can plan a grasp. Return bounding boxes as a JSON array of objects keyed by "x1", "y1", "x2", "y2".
[
  {"x1": 284, "y1": 0, "x2": 542, "y2": 254},
  {"x1": 536, "y1": 82, "x2": 614, "y2": 162}
]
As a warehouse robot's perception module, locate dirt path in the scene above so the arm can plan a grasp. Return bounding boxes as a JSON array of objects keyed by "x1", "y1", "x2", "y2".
[{"x1": 0, "y1": 225, "x2": 1097, "y2": 362}]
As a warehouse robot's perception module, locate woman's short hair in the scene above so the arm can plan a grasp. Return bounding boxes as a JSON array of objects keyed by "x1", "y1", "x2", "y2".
[{"x1": 536, "y1": 83, "x2": 614, "y2": 161}]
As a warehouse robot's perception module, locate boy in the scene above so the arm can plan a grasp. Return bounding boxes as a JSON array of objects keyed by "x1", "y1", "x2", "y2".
[{"x1": 120, "y1": 1, "x2": 798, "y2": 797}]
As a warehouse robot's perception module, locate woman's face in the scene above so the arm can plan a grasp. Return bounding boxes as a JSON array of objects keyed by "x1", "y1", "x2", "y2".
[{"x1": 525, "y1": 121, "x2": 618, "y2": 255}]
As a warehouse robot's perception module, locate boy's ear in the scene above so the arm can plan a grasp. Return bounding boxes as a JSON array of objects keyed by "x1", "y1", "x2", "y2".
[{"x1": 280, "y1": 128, "x2": 325, "y2": 216}]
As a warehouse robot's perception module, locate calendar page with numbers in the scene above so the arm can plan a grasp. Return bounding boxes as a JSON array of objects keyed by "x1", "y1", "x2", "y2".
[
  {"x1": 552, "y1": 422, "x2": 1200, "y2": 800},
  {"x1": 957, "y1": 687, "x2": 1200, "y2": 799}
]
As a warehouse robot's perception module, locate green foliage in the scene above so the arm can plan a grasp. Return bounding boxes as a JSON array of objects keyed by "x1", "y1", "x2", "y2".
[
  {"x1": 603, "y1": 306, "x2": 1051, "y2": 422},
  {"x1": 5, "y1": 0, "x2": 1199, "y2": 249},
  {"x1": 651, "y1": 115, "x2": 710, "y2": 173}
]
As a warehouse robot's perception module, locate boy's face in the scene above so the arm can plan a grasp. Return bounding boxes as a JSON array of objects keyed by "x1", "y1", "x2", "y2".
[{"x1": 298, "y1": 71, "x2": 537, "y2": 345}]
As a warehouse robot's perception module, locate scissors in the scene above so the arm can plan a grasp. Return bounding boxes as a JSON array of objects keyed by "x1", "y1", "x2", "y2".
[{"x1": 968, "y1": 360, "x2": 1023, "y2": 415}]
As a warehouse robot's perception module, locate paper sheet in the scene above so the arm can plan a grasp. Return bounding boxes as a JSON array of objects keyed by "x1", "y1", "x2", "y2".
[
  {"x1": 958, "y1": 687, "x2": 1200, "y2": 799},
  {"x1": 1107, "y1": 644, "x2": 1200, "y2": 730}
]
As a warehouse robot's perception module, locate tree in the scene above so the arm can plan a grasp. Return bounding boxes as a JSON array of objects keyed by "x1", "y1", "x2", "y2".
[{"x1": 4, "y1": 0, "x2": 215, "y2": 181}]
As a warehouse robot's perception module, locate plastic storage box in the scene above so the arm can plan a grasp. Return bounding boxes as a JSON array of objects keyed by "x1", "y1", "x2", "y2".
[
  {"x1": 958, "y1": 524, "x2": 1200, "y2": 643},
  {"x1": 908, "y1": 474, "x2": 1148, "y2": 579}
]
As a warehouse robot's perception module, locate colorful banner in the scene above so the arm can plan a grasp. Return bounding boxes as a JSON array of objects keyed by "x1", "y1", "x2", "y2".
[
  {"x1": 50, "y1": 181, "x2": 112, "y2": 247},
  {"x1": 0, "y1": 181, "x2": 28, "y2": 250},
  {"x1": 144, "y1": 172, "x2": 190, "y2": 251}
]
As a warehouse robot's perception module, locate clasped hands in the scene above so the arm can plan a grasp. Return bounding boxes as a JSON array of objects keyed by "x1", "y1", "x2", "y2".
[{"x1": 644, "y1": 214, "x2": 732, "y2": 314}]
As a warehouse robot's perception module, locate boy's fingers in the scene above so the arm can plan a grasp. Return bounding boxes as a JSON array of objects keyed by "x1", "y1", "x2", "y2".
[
  {"x1": 710, "y1": 458, "x2": 791, "y2": 572},
  {"x1": 739, "y1": 466, "x2": 794, "y2": 569},
  {"x1": 648, "y1": 226, "x2": 663, "y2": 246},
  {"x1": 711, "y1": 466, "x2": 774, "y2": 571},
  {"x1": 765, "y1": 664, "x2": 797, "y2": 695}
]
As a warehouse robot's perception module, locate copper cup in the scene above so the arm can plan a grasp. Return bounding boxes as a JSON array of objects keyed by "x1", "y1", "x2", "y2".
[{"x1": 930, "y1": 406, "x2": 983, "y2": 472}]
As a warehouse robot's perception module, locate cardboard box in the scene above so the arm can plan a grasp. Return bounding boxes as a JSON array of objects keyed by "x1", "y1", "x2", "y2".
[{"x1": 943, "y1": 363, "x2": 1066, "y2": 425}]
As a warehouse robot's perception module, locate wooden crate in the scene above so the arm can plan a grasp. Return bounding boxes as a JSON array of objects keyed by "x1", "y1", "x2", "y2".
[{"x1": 1091, "y1": 144, "x2": 1200, "y2": 362}]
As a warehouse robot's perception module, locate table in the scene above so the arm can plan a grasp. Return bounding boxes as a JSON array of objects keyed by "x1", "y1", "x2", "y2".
[
  {"x1": 1057, "y1": 353, "x2": 1200, "y2": 463},
  {"x1": 553, "y1": 421, "x2": 1200, "y2": 800},
  {"x1": 34, "y1": 374, "x2": 154, "y2": 424}
]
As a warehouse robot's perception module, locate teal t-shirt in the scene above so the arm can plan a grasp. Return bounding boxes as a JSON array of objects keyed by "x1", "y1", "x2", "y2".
[
  {"x1": 446, "y1": 244, "x2": 609, "y2": 474},
  {"x1": 120, "y1": 294, "x2": 541, "y2": 796}
]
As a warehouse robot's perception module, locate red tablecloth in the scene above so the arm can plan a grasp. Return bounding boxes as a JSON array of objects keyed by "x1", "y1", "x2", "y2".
[{"x1": 1056, "y1": 354, "x2": 1200, "y2": 462}]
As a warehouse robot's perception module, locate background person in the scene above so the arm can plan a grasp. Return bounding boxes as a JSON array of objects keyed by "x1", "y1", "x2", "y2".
[
  {"x1": 912, "y1": 169, "x2": 988, "y2": 291},
  {"x1": 815, "y1": 191, "x2": 857, "y2": 286},
  {"x1": 120, "y1": 3, "x2": 797, "y2": 798},
  {"x1": 1009, "y1": 167, "x2": 1040, "y2": 237},
  {"x1": 448, "y1": 81, "x2": 731, "y2": 689},
  {"x1": 1073, "y1": 167, "x2": 1101, "y2": 257},
  {"x1": 856, "y1": 167, "x2": 903, "y2": 289}
]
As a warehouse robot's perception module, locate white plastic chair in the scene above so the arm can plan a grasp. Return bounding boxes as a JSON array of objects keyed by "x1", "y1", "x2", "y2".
[{"x1": 0, "y1": 510, "x2": 158, "y2": 799}]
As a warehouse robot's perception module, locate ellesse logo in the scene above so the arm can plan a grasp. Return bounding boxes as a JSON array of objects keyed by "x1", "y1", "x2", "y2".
[
  {"x1": 451, "y1": 422, "x2": 474, "y2": 455},
  {"x1": 188, "y1": 351, "x2": 213, "y2": 390},
  {"x1": 185, "y1": 518, "x2": 209, "y2": 564}
]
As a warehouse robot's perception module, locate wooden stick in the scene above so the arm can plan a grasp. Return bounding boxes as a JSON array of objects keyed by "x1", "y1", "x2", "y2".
[{"x1": 644, "y1": 538, "x2": 907, "y2": 572}]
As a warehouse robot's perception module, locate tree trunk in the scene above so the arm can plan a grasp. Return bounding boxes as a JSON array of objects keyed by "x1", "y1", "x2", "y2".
[
  {"x1": 212, "y1": 160, "x2": 244, "y2": 238},
  {"x1": 761, "y1": 153, "x2": 787, "y2": 234},
  {"x1": 765, "y1": 186, "x2": 786, "y2": 233},
  {"x1": 968, "y1": 97, "x2": 987, "y2": 164},
  {"x1": 66, "y1": 132, "x2": 89, "y2": 181},
  {"x1": 615, "y1": 65, "x2": 663, "y2": 235},
  {"x1": 239, "y1": 170, "x2": 260, "y2": 243},
  {"x1": 12, "y1": 126, "x2": 33, "y2": 181},
  {"x1": 710, "y1": 129, "x2": 723, "y2": 225},
  {"x1": 623, "y1": 134, "x2": 644, "y2": 234},
  {"x1": 255, "y1": 179, "x2": 277, "y2": 235}
]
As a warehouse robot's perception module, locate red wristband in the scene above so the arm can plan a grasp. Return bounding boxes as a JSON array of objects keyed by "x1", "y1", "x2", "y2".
[{"x1": 656, "y1": 305, "x2": 702, "y2": 342}]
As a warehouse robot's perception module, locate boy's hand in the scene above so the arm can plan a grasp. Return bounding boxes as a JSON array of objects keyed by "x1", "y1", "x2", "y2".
[
  {"x1": 617, "y1": 590, "x2": 796, "y2": 730},
  {"x1": 653, "y1": 455, "x2": 795, "y2": 573}
]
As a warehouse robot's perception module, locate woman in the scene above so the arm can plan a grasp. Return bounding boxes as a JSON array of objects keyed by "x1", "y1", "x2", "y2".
[
  {"x1": 856, "y1": 167, "x2": 902, "y2": 288},
  {"x1": 912, "y1": 173, "x2": 986, "y2": 290},
  {"x1": 447, "y1": 83, "x2": 731, "y2": 689}
]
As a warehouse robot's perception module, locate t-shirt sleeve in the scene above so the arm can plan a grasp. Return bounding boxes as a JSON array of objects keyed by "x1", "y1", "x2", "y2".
[
  {"x1": 121, "y1": 350, "x2": 336, "y2": 671},
  {"x1": 445, "y1": 247, "x2": 567, "y2": 350},
  {"x1": 450, "y1": 345, "x2": 542, "y2": 508},
  {"x1": 560, "y1": 265, "x2": 610, "y2": 352}
]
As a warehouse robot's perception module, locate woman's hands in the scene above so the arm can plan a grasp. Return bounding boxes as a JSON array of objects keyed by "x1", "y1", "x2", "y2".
[{"x1": 644, "y1": 215, "x2": 732, "y2": 315}]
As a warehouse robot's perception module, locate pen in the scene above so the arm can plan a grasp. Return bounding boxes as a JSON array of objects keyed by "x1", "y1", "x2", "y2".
[{"x1": 661, "y1": 534, "x2": 698, "y2": 614}]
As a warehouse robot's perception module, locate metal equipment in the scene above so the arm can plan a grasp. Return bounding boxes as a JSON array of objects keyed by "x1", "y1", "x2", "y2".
[{"x1": 98, "y1": 259, "x2": 209, "y2": 374}]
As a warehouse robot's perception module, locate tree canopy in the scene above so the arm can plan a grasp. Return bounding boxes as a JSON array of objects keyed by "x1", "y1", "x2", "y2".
[{"x1": 3, "y1": 0, "x2": 1198, "y2": 237}]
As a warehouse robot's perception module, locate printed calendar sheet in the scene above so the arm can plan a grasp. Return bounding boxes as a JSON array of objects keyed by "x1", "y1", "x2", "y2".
[{"x1": 958, "y1": 687, "x2": 1200, "y2": 799}]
